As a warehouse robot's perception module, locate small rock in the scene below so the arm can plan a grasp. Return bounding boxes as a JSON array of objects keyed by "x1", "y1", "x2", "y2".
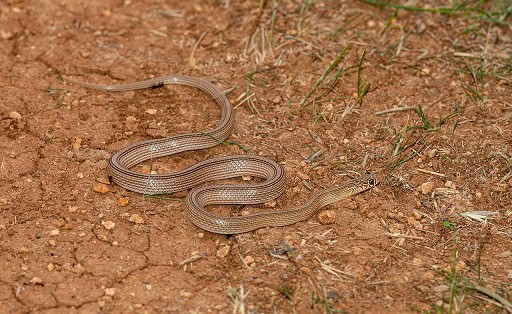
[
  {"x1": 265, "y1": 200, "x2": 277, "y2": 208},
  {"x1": 129, "y1": 214, "x2": 145, "y2": 224},
  {"x1": 68, "y1": 206, "x2": 78, "y2": 213},
  {"x1": 96, "y1": 176, "x2": 111, "y2": 185},
  {"x1": 9, "y1": 111, "x2": 22, "y2": 120},
  {"x1": 1, "y1": 30, "x2": 13, "y2": 40},
  {"x1": 412, "y1": 221, "x2": 423, "y2": 230},
  {"x1": 47, "y1": 263, "x2": 55, "y2": 271},
  {"x1": 179, "y1": 291, "x2": 192, "y2": 299},
  {"x1": 93, "y1": 183, "x2": 110, "y2": 193},
  {"x1": 242, "y1": 175, "x2": 251, "y2": 181},
  {"x1": 352, "y1": 247, "x2": 362, "y2": 256},
  {"x1": 62, "y1": 263, "x2": 72, "y2": 271},
  {"x1": 419, "y1": 181, "x2": 435, "y2": 195},
  {"x1": 456, "y1": 260, "x2": 467, "y2": 271},
  {"x1": 475, "y1": 191, "x2": 482, "y2": 198},
  {"x1": 101, "y1": 8, "x2": 112, "y2": 16},
  {"x1": 433, "y1": 285, "x2": 449, "y2": 293},
  {"x1": 73, "y1": 263, "x2": 86, "y2": 275},
  {"x1": 216, "y1": 245, "x2": 230, "y2": 258},
  {"x1": 145, "y1": 108, "x2": 157, "y2": 115},
  {"x1": 73, "y1": 149, "x2": 110, "y2": 162},
  {"x1": 428, "y1": 148, "x2": 438, "y2": 158},
  {"x1": 48, "y1": 239, "x2": 56, "y2": 246},
  {"x1": 300, "y1": 267, "x2": 311, "y2": 274},
  {"x1": 272, "y1": 96, "x2": 281, "y2": 104},
  {"x1": 243, "y1": 255, "x2": 255, "y2": 266},
  {"x1": 145, "y1": 284, "x2": 152, "y2": 291},
  {"x1": 318, "y1": 210, "x2": 337, "y2": 224},
  {"x1": 422, "y1": 271, "x2": 435, "y2": 280},
  {"x1": 412, "y1": 211, "x2": 422, "y2": 220},
  {"x1": 496, "y1": 251, "x2": 512, "y2": 258},
  {"x1": 283, "y1": 235, "x2": 294, "y2": 246},
  {"x1": 20, "y1": 264, "x2": 28, "y2": 271},
  {"x1": 444, "y1": 181, "x2": 456, "y2": 190},
  {"x1": 72, "y1": 137, "x2": 82, "y2": 150},
  {"x1": 343, "y1": 199, "x2": 358, "y2": 210},
  {"x1": 50, "y1": 229, "x2": 60, "y2": 236},
  {"x1": 30, "y1": 277, "x2": 43, "y2": 285},
  {"x1": 412, "y1": 258, "x2": 423, "y2": 266},
  {"x1": 101, "y1": 220, "x2": 116, "y2": 230},
  {"x1": 118, "y1": 197, "x2": 129, "y2": 206},
  {"x1": 197, "y1": 233, "x2": 204, "y2": 239},
  {"x1": 104, "y1": 288, "x2": 116, "y2": 296},
  {"x1": 407, "y1": 215, "x2": 417, "y2": 224}
]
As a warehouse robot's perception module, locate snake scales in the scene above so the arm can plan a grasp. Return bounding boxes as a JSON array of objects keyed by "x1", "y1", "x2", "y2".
[{"x1": 72, "y1": 75, "x2": 377, "y2": 234}]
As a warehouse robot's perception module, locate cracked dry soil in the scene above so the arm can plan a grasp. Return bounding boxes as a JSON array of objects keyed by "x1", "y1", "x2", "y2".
[{"x1": 1, "y1": 0, "x2": 511, "y2": 313}]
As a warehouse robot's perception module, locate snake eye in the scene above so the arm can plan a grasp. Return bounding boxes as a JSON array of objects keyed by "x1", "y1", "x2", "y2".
[{"x1": 368, "y1": 178, "x2": 376, "y2": 186}]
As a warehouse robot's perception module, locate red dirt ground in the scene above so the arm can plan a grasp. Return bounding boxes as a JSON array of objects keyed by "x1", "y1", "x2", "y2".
[{"x1": 0, "y1": 0, "x2": 511, "y2": 313}]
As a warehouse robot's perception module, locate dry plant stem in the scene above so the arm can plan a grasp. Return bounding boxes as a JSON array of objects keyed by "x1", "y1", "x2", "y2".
[
  {"x1": 189, "y1": 31, "x2": 207, "y2": 68},
  {"x1": 374, "y1": 106, "x2": 416, "y2": 115}
]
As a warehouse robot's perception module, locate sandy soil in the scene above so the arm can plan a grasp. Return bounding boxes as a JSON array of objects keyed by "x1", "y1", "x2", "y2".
[{"x1": 0, "y1": 0, "x2": 511, "y2": 313}]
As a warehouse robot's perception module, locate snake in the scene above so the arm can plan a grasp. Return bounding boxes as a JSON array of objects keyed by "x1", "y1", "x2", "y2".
[{"x1": 70, "y1": 75, "x2": 377, "y2": 234}]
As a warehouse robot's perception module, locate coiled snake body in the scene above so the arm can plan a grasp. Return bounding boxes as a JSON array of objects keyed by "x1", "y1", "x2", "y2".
[{"x1": 73, "y1": 75, "x2": 376, "y2": 234}]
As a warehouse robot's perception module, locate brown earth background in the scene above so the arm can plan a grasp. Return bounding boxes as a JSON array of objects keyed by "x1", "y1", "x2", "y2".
[{"x1": 0, "y1": 0, "x2": 511, "y2": 313}]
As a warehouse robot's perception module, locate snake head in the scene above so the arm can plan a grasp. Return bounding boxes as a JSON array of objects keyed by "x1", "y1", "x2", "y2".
[
  {"x1": 368, "y1": 173, "x2": 378, "y2": 187},
  {"x1": 358, "y1": 172, "x2": 378, "y2": 191}
]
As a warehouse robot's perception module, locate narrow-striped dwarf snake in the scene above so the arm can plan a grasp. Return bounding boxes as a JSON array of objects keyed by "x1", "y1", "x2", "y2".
[{"x1": 71, "y1": 75, "x2": 377, "y2": 234}]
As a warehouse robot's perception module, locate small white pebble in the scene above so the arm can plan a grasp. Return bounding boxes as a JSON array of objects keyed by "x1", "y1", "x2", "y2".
[
  {"x1": 104, "y1": 288, "x2": 116, "y2": 296},
  {"x1": 243, "y1": 255, "x2": 255, "y2": 265},
  {"x1": 129, "y1": 214, "x2": 145, "y2": 224},
  {"x1": 216, "y1": 245, "x2": 230, "y2": 258},
  {"x1": 9, "y1": 111, "x2": 22, "y2": 119},
  {"x1": 318, "y1": 210, "x2": 337, "y2": 224},
  {"x1": 101, "y1": 220, "x2": 116, "y2": 230}
]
